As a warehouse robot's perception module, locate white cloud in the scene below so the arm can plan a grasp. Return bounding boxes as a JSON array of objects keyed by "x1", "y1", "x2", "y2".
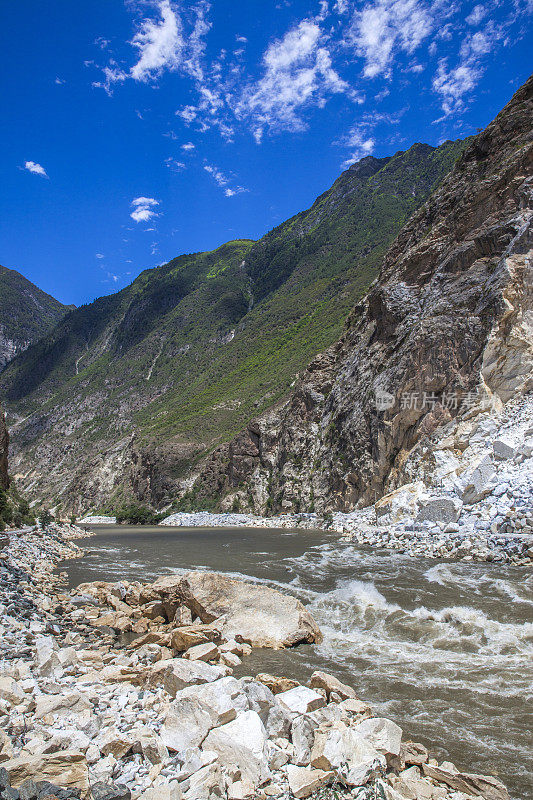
[
  {"x1": 347, "y1": 0, "x2": 434, "y2": 78},
  {"x1": 95, "y1": 1, "x2": 210, "y2": 92},
  {"x1": 130, "y1": 0, "x2": 183, "y2": 82},
  {"x1": 165, "y1": 157, "x2": 186, "y2": 171},
  {"x1": 55, "y1": 77, "x2": 65, "y2": 85},
  {"x1": 433, "y1": 20, "x2": 504, "y2": 117},
  {"x1": 334, "y1": 0, "x2": 350, "y2": 12},
  {"x1": 466, "y1": 4, "x2": 487, "y2": 25},
  {"x1": 130, "y1": 196, "x2": 159, "y2": 222},
  {"x1": 181, "y1": 142, "x2": 195, "y2": 150},
  {"x1": 204, "y1": 164, "x2": 247, "y2": 196},
  {"x1": 432, "y1": 58, "x2": 480, "y2": 116},
  {"x1": 236, "y1": 35, "x2": 248, "y2": 43},
  {"x1": 204, "y1": 164, "x2": 229, "y2": 186},
  {"x1": 176, "y1": 104, "x2": 198, "y2": 123},
  {"x1": 24, "y1": 160, "x2": 48, "y2": 177},
  {"x1": 236, "y1": 19, "x2": 348, "y2": 141},
  {"x1": 223, "y1": 185, "x2": 247, "y2": 197},
  {"x1": 338, "y1": 122, "x2": 377, "y2": 167},
  {"x1": 95, "y1": 253, "x2": 105, "y2": 259}
]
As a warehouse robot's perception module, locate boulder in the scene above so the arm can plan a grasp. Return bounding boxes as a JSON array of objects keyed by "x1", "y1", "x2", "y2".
[
  {"x1": 276, "y1": 686, "x2": 326, "y2": 715},
  {"x1": 183, "y1": 762, "x2": 224, "y2": 800},
  {"x1": 458, "y1": 455, "x2": 496, "y2": 504},
  {"x1": 309, "y1": 671, "x2": 357, "y2": 701},
  {"x1": 174, "y1": 677, "x2": 248, "y2": 727},
  {"x1": 422, "y1": 764, "x2": 510, "y2": 800},
  {"x1": 34, "y1": 636, "x2": 60, "y2": 677},
  {"x1": 338, "y1": 697, "x2": 373, "y2": 718},
  {"x1": 492, "y1": 438, "x2": 516, "y2": 460},
  {"x1": 34, "y1": 692, "x2": 93, "y2": 720},
  {"x1": 416, "y1": 496, "x2": 462, "y2": 525},
  {"x1": 137, "y1": 783, "x2": 182, "y2": 800},
  {"x1": 0, "y1": 677, "x2": 25, "y2": 707},
  {"x1": 154, "y1": 571, "x2": 322, "y2": 648},
  {"x1": 4, "y1": 752, "x2": 88, "y2": 791},
  {"x1": 240, "y1": 679, "x2": 291, "y2": 739},
  {"x1": 375, "y1": 483, "x2": 426, "y2": 522},
  {"x1": 202, "y1": 710, "x2": 271, "y2": 788},
  {"x1": 160, "y1": 697, "x2": 214, "y2": 754},
  {"x1": 291, "y1": 715, "x2": 319, "y2": 766},
  {"x1": 96, "y1": 730, "x2": 132, "y2": 759},
  {"x1": 255, "y1": 674, "x2": 300, "y2": 694},
  {"x1": 149, "y1": 658, "x2": 226, "y2": 697},
  {"x1": 401, "y1": 741, "x2": 429, "y2": 766},
  {"x1": 170, "y1": 624, "x2": 221, "y2": 653},
  {"x1": 310, "y1": 723, "x2": 385, "y2": 787},
  {"x1": 91, "y1": 783, "x2": 132, "y2": 800},
  {"x1": 286, "y1": 765, "x2": 334, "y2": 799},
  {"x1": 356, "y1": 717, "x2": 402, "y2": 759},
  {"x1": 182, "y1": 642, "x2": 219, "y2": 662}
]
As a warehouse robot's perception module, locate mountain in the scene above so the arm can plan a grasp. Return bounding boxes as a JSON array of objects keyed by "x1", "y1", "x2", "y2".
[
  {"x1": 0, "y1": 265, "x2": 74, "y2": 369},
  {"x1": 190, "y1": 75, "x2": 533, "y2": 514},
  {"x1": 0, "y1": 138, "x2": 467, "y2": 514}
]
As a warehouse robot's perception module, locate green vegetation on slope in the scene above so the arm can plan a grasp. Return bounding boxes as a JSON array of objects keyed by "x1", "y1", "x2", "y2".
[
  {"x1": 0, "y1": 265, "x2": 73, "y2": 368},
  {"x1": 0, "y1": 139, "x2": 468, "y2": 511}
]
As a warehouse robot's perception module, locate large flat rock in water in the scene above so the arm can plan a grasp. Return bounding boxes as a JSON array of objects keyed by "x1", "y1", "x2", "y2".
[{"x1": 154, "y1": 571, "x2": 322, "y2": 649}]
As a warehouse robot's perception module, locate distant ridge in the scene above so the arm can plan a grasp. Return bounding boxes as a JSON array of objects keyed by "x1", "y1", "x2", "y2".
[{"x1": 0, "y1": 265, "x2": 74, "y2": 369}]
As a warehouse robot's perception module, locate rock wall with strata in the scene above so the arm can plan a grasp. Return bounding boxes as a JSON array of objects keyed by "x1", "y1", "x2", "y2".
[{"x1": 192, "y1": 75, "x2": 533, "y2": 514}]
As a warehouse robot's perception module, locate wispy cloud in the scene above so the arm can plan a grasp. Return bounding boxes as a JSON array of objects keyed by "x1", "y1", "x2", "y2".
[
  {"x1": 92, "y1": 0, "x2": 532, "y2": 146},
  {"x1": 130, "y1": 196, "x2": 159, "y2": 222},
  {"x1": 432, "y1": 20, "x2": 505, "y2": 118},
  {"x1": 130, "y1": 0, "x2": 184, "y2": 82},
  {"x1": 165, "y1": 157, "x2": 186, "y2": 171},
  {"x1": 94, "y1": 0, "x2": 210, "y2": 93},
  {"x1": 340, "y1": 127, "x2": 376, "y2": 167},
  {"x1": 95, "y1": 253, "x2": 105, "y2": 259},
  {"x1": 24, "y1": 161, "x2": 48, "y2": 177},
  {"x1": 181, "y1": 141, "x2": 195, "y2": 151},
  {"x1": 204, "y1": 164, "x2": 247, "y2": 196}
]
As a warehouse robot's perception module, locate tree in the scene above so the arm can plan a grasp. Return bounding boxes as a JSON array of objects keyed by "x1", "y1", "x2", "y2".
[{"x1": 40, "y1": 509, "x2": 54, "y2": 529}]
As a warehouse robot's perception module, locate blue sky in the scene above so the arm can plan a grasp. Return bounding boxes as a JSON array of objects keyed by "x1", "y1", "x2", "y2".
[{"x1": 1, "y1": 0, "x2": 531, "y2": 306}]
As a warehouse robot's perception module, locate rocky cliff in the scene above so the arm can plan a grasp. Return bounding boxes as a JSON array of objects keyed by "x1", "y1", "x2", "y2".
[
  {"x1": 191, "y1": 75, "x2": 533, "y2": 514},
  {"x1": 0, "y1": 406, "x2": 8, "y2": 490}
]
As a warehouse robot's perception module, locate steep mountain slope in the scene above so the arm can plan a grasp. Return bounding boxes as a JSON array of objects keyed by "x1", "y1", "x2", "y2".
[
  {"x1": 0, "y1": 265, "x2": 73, "y2": 369},
  {"x1": 0, "y1": 408, "x2": 7, "y2": 490},
  {"x1": 191, "y1": 75, "x2": 533, "y2": 514},
  {"x1": 0, "y1": 139, "x2": 466, "y2": 513}
]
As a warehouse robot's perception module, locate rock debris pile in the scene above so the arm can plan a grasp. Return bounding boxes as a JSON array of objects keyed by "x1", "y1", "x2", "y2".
[{"x1": 0, "y1": 525, "x2": 512, "y2": 800}]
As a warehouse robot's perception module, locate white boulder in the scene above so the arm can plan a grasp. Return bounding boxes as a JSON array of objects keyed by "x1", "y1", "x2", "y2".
[
  {"x1": 276, "y1": 686, "x2": 326, "y2": 715},
  {"x1": 202, "y1": 710, "x2": 271, "y2": 788}
]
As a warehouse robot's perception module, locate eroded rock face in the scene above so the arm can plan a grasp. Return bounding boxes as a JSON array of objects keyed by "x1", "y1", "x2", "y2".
[
  {"x1": 0, "y1": 407, "x2": 8, "y2": 490},
  {"x1": 192, "y1": 74, "x2": 533, "y2": 513}
]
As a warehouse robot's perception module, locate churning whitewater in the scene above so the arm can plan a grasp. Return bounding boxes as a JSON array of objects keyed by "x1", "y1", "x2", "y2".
[{"x1": 63, "y1": 525, "x2": 533, "y2": 800}]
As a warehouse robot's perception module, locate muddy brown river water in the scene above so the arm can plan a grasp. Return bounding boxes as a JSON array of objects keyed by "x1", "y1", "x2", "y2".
[{"x1": 63, "y1": 524, "x2": 533, "y2": 800}]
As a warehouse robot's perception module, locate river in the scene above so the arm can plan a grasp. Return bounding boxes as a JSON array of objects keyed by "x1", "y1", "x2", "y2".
[{"x1": 62, "y1": 524, "x2": 533, "y2": 800}]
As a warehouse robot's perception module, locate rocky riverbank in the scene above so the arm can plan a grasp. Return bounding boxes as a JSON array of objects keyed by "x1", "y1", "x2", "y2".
[
  {"x1": 0, "y1": 524, "x2": 514, "y2": 800},
  {"x1": 154, "y1": 395, "x2": 533, "y2": 566}
]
